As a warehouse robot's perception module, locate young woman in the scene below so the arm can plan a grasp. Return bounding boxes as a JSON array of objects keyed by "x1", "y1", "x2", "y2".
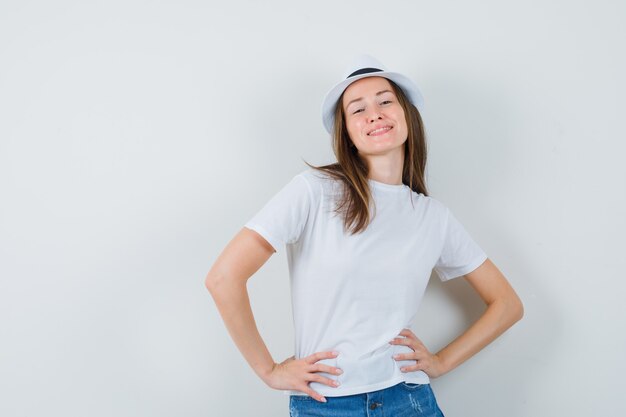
[{"x1": 205, "y1": 55, "x2": 523, "y2": 416}]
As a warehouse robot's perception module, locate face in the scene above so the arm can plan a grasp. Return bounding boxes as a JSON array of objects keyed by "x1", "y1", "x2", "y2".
[{"x1": 341, "y1": 76, "x2": 408, "y2": 157}]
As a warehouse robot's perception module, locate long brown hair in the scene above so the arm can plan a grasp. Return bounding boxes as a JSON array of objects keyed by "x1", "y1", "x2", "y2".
[{"x1": 304, "y1": 78, "x2": 429, "y2": 235}]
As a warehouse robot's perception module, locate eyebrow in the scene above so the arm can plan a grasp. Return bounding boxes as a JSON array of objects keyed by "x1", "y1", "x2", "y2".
[{"x1": 344, "y1": 89, "x2": 394, "y2": 109}]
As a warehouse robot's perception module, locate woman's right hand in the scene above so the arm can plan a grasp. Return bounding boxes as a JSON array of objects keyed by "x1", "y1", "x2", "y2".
[{"x1": 262, "y1": 351, "x2": 343, "y2": 403}]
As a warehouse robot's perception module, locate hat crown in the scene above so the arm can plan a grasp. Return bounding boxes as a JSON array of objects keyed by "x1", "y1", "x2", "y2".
[{"x1": 341, "y1": 54, "x2": 388, "y2": 79}]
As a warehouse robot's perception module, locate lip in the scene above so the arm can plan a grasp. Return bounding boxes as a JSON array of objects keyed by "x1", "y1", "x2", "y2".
[{"x1": 367, "y1": 125, "x2": 393, "y2": 136}]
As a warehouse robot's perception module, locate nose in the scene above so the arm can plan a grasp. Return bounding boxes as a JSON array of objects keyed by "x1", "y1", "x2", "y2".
[{"x1": 367, "y1": 109, "x2": 383, "y2": 123}]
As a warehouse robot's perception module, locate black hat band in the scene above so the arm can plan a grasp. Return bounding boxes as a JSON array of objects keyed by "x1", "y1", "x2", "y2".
[{"x1": 347, "y1": 67, "x2": 383, "y2": 78}]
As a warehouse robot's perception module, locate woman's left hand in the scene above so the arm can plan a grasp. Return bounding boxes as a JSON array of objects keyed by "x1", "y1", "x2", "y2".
[{"x1": 389, "y1": 328, "x2": 447, "y2": 379}]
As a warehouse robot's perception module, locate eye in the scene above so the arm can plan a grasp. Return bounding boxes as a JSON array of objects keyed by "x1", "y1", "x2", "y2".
[
  {"x1": 381, "y1": 100, "x2": 392, "y2": 105},
  {"x1": 352, "y1": 108, "x2": 364, "y2": 114}
]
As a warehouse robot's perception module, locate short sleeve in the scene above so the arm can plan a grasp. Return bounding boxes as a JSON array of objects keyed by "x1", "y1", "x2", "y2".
[
  {"x1": 243, "y1": 174, "x2": 312, "y2": 254},
  {"x1": 433, "y1": 208, "x2": 488, "y2": 281}
]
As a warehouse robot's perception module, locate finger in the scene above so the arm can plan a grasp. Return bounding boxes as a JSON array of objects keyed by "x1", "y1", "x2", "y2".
[
  {"x1": 309, "y1": 373, "x2": 341, "y2": 388},
  {"x1": 306, "y1": 350, "x2": 339, "y2": 364},
  {"x1": 399, "y1": 329, "x2": 422, "y2": 343},
  {"x1": 400, "y1": 361, "x2": 424, "y2": 372},
  {"x1": 389, "y1": 337, "x2": 417, "y2": 349},
  {"x1": 392, "y1": 352, "x2": 416, "y2": 361},
  {"x1": 301, "y1": 386, "x2": 327, "y2": 403},
  {"x1": 309, "y1": 363, "x2": 343, "y2": 376},
  {"x1": 399, "y1": 328, "x2": 414, "y2": 336},
  {"x1": 392, "y1": 335, "x2": 425, "y2": 349},
  {"x1": 394, "y1": 345, "x2": 431, "y2": 361}
]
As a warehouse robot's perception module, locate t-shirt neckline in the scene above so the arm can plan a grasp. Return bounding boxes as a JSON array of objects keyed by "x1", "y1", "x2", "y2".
[{"x1": 367, "y1": 178, "x2": 408, "y2": 192}]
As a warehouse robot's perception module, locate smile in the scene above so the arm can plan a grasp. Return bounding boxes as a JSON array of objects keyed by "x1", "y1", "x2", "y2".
[{"x1": 367, "y1": 126, "x2": 393, "y2": 136}]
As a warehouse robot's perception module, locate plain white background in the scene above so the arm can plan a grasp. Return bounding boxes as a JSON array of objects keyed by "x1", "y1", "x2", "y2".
[{"x1": 1, "y1": 0, "x2": 624, "y2": 416}]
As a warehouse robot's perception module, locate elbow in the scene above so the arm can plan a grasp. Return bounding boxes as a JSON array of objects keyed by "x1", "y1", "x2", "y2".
[
  {"x1": 204, "y1": 272, "x2": 223, "y2": 294},
  {"x1": 490, "y1": 292, "x2": 524, "y2": 327},
  {"x1": 510, "y1": 293, "x2": 524, "y2": 324}
]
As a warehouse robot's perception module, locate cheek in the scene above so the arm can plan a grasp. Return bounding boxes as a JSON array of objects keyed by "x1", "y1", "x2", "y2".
[
  {"x1": 344, "y1": 120, "x2": 357, "y2": 138},
  {"x1": 399, "y1": 122, "x2": 409, "y2": 137},
  {"x1": 348, "y1": 119, "x2": 365, "y2": 136},
  {"x1": 396, "y1": 114, "x2": 409, "y2": 136}
]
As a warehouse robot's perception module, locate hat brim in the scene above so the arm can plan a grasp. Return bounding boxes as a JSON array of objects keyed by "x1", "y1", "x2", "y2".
[{"x1": 321, "y1": 71, "x2": 424, "y2": 134}]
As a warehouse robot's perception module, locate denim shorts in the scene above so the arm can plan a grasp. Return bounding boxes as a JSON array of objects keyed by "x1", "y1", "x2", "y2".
[{"x1": 289, "y1": 382, "x2": 445, "y2": 417}]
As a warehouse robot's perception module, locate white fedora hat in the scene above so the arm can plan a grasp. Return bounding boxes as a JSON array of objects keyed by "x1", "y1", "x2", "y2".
[{"x1": 321, "y1": 54, "x2": 425, "y2": 134}]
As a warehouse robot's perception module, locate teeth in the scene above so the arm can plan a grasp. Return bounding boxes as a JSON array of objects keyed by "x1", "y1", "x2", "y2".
[{"x1": 368, "y1": 126, "x2": 392, "y2": 135}]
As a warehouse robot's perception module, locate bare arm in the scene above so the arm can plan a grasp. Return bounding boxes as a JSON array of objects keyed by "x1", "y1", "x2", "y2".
[
  {"x1": 205, "y1": 227, "x2": 277, "y2": 380},
  {"x1": 205, "y1": 227, "x2": 341, "y2": 402},
  {"x1": 391, "y1": 258, "x2": 524, "y2": 377}
]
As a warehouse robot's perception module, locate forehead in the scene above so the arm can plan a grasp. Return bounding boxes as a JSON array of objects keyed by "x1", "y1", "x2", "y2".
[{"x1": 342, "y1": 76, "x2": 394, "y2": 104}]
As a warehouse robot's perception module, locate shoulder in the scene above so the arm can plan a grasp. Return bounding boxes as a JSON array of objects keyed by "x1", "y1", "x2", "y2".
[
  {"x1": 295, "y1": 168, "x2": 342, "y2": 194},
  {"x1": 414, "y1": 193, "x2": 449, "y2": 216},
  {"x1": 408, "y1": 194, "x2": 453, "y2": 232},
  {"x1": 274, "y1": 168, "x2": 330, "y2": 208},
  {"x1": 297, "y1": 167, "x2": 333, "y2": 184}
]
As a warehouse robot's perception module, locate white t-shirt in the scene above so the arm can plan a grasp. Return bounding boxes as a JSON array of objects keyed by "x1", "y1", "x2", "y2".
[{"x1": 244, "y1": 168, "x2": 488, "y2": 397}]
